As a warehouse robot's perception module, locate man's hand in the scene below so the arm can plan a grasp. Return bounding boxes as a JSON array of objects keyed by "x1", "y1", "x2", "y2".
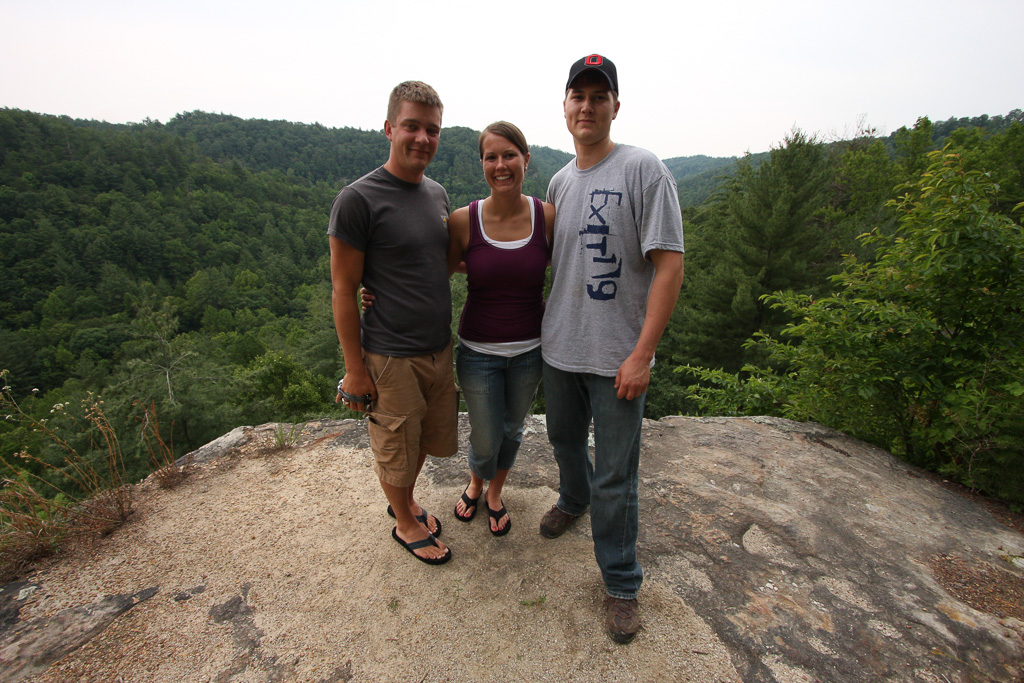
[
  {"x1": 614, "y1": 350, "x2": 651, "y2": 401},
  {"x1": 336, "y1": 368, "x2": 378, "y2": 413}
]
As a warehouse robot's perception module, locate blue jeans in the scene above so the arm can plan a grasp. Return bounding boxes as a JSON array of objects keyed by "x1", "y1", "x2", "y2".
[
  {"x1": 456, "y1": 345, "x2": 543, "y2": 480},
  {"x1": 543, "y1": 361, "x2": 645, "y2": 599}
]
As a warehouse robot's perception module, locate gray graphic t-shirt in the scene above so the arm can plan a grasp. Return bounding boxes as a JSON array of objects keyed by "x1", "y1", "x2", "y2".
[{"x1": 542, "y1": 144, "x2": 684, "y2": 376}]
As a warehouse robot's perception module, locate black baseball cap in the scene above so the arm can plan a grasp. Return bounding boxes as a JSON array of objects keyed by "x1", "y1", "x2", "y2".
[{"x1": 565, "y1": 54, "x2": 618, "y2": 94}]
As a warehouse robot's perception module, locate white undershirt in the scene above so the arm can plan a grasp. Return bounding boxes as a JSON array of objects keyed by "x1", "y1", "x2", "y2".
[{"x1": 475, "y1": 197, "x2": 536, "y2": 249}]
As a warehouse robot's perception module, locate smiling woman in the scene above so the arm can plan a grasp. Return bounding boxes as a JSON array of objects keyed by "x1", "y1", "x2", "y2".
[
  {"x1": 446, "y1": 121, "x2": 555, "y2": 537},
  {"x1": 480, "y1": 124, "x2": 530, "y2": 202}
]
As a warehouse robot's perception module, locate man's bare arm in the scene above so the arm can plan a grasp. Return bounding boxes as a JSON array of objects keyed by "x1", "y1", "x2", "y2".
[
  {"x1": 330, "y1": 235, "x2": 377, "y2": 410},
  {"x1": 614, "y1": 249, "x2": 685, "y2": 400}
]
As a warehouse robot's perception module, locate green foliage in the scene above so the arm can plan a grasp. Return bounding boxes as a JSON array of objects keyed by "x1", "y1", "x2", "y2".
[
  {"x1": 886, "y1": 109, "x2": 1024, "y2": 151},
  {"x1": 692, "y1": 150, "x2": 1024, "y2": 503},
  {"x1": 272, "y1": 422, "x2": 307, "y2": 449},
  {"x1": 663, "y1": 131, "x2": 835, "y2": 379},
  {"x1": 827, "y1": 138, "x2": 903, "y2": 260},
  {"x1": 1, "y1": 371, "x2": 140, "y2": 580},
  {"x1": 678, "y1": 364, "x2": 790, "y2": 418},
  {"x1": 654, "y1": 116, "x2": 1023, "y2": 423},
  {"x1": 5, "y1": 104, "x2": 1024, "y2": 507},
  {"x1": 893, "y1": 117, "x2": 936, "y2": 178},
  {"x1": 165, "y1": 111, "x2": 389, "y2": 185},
  {"x1": 664, "y1": 151, "x2": 773, "y2": 208},
  {"x1": 238, "y1": 351, "x2": 328, "y2": 423},
  {"x1": 949, "y1": 120, "x2": 1024, "y2": 216},
  {"x1": 0, "y1": 109, "x2": 344, "y2": 463}
]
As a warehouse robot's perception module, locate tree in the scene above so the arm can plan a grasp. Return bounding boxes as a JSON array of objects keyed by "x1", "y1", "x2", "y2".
[
  {"x1": 893, "y1": 116, "x2": 935, "y2": 178},
  {"x1": 667, "y1": 131, "x2": 834, "y2": 374},
  {"x1": 237, "y1": 351, "x2": 327, "y2": 423},
  {"x1": 706, "y1": 149, "x2": 1024, "y2": 503},
  {"x1": 827, "y1": 138, "x2": 902, "y2": 261}
]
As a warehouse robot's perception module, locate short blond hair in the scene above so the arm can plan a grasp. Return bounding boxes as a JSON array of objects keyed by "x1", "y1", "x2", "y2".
[{"x1": 387, "y1": 81, "x2": 443, "y2": 124}]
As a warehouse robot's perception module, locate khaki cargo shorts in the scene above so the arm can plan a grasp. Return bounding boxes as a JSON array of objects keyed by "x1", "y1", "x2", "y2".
[{"x1": 363, "y1": 340, "x2": 458, "y2": 487}]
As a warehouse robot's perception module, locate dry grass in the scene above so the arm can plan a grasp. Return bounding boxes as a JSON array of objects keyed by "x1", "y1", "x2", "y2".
[
  {"x1": 137, "y1": 400, "x2": 189, "y2": 489},
  {"x1": 0, "y1": 475, "x2": 74, "y2": 581},
  {"x1": 1, "y1": 371, "x2": 135, "y2": 581}
]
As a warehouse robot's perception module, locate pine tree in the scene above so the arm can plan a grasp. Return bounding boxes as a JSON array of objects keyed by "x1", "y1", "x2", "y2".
[{"x1": 670, "y1": 131, "x2": 833, "y2": 374}]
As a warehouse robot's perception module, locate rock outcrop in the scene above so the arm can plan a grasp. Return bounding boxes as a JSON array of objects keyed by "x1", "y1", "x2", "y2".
[{"x1": 1, "y1": 415, "x2": 1021, "y2": 682}]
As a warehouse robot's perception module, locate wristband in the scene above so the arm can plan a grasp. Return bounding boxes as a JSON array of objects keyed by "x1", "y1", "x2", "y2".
[{"x1": 337, "y1": 380, "x2": 373, "y2": 409}]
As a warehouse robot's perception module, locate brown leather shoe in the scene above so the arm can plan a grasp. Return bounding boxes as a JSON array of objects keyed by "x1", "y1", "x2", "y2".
[
  {"x1": 539, "y1": 505, "x2": 580, "y2": 539},
  {"x1": 605, "y1": 596, "x2": 640, "y2": 643}
]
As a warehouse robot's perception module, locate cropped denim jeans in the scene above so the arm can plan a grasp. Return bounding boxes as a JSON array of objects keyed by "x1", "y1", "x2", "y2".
[
  {"x1": 542, "y1": 362, "x2": 645, "y2": 600},
  {"x1": 456, "y1": 344, "x2": 543, "y2": 480}
]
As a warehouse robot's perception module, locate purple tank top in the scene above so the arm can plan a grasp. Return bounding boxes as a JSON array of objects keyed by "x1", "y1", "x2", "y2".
[{"x1": 458, "y1": 197, "x2": 548, "y2": 343}]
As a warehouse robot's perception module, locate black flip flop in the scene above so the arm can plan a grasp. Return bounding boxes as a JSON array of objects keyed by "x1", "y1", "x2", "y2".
[
  {"x1": 386, "y1": 505, "x2": 442, "y2": 538},
  {"x1": 487, "y1": 500, "x2": 511, "y2": 537},
  {"x1": 454, "y1": 487, "x2": 479, "y2": 522},
  {"x1": 391, "y1": 527, "x2": 451, "y2": 565}
]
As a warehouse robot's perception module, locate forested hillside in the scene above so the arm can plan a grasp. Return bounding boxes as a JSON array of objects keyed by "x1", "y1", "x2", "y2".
[
  {"x1": 1, "y1": 107, "x2": 1022, "y2": 506},
  {"x1": 0, "y1": 110, "x2": 340, "y2": 480},
  {"x1": 163, "y1": 112, "x2": 573, "y2": 210}
]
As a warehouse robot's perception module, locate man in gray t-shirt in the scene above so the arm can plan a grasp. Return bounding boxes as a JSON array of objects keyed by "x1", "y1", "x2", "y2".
[
  {"x1": 328, "y1": 81, "x2": 458, "y2": 566},
  {"x1": 539, "y1": 55, "x2": 685, "y2": 643}
]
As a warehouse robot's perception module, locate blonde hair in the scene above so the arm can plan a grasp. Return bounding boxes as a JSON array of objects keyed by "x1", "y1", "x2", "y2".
[{"x1": 387, "y1": 81, "x2": 443, "y2": 123}]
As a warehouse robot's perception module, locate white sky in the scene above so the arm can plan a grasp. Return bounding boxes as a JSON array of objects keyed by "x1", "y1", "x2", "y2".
[{"x1": 1, "y1": 0, "x2": 1021, "y2": 160}]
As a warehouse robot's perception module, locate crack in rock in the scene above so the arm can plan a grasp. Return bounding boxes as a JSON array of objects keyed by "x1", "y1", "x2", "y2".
[
  {"x1": 0, "y1": 585, "x2": 158, "y2": 682},
  {"x1": 208, "y1": 583, "x2": 290, "y2": 682}
]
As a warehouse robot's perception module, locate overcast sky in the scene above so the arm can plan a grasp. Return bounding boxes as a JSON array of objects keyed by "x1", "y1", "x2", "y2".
[{"x1": 2, "y1": 0, "x2": 1021, "y2": 160}]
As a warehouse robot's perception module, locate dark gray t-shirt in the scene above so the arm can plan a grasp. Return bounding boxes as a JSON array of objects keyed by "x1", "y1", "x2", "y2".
[{"x1": 328, "y1": 167, "x2": 452, "y2": 357}]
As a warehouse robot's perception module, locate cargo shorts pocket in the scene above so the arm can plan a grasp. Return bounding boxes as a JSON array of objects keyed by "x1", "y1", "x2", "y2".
[{"x1": 366, "y1": 411, "x2": 409, "y2": 465}]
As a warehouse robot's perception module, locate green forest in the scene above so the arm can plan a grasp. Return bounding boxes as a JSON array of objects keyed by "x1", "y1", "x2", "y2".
[{"x1": 1, "y1": 107, "x2": 1022, "y2": 510}]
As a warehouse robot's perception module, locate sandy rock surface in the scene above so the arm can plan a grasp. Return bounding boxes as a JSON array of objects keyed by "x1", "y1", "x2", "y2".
[
  {"x1": 3, "y1": 418, "x2": 737, "y2": 683},
  {"x1": 2, "y1": 414, "x2": 1023, "y2": 682}
]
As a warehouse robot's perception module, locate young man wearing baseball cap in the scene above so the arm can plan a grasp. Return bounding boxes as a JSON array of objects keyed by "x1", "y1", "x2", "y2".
[{"x1": 539, "y1": 54, "x2": 685, "y2": 643}]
